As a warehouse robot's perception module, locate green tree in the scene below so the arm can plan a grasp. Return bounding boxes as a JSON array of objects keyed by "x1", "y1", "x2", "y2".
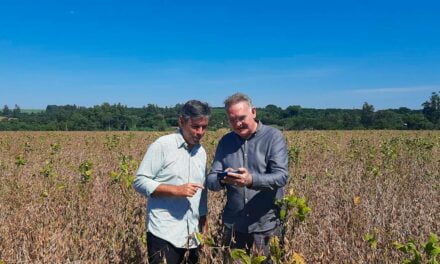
[
  {"x1": 361, "y1": 102, "x2": 375, "y2": 128},
  {"x1": 342, "y1": 112, "x2": 361, "y2": 129},
  {"x1": 283, "y1": 105, "x2": 301, "y2": 117},
  {"x1": 374, "y1": 110, "x2": 405, "y2": 129},
  {"x1": 2, "y1": 105, "x2": 11, "y2": 116},
  {"x1": 396, "y1": 107, "x2": 412, "y2": 115},
  {"x1": 404, "y1": 114, "x2": 434, "y2": 130},
  {"x1": 422, "y1": 91, "x2": 440, "y2": 125},
  {"x1": 12, "y1": 104, "x2": 21, "y2": 118},
  {"x1": 260, "y1": 104, "x2": 284, "y2": 126}
]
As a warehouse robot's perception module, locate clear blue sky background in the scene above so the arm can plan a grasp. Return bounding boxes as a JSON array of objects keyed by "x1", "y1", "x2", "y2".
[{"x1": 1, "y1": 0, "x2": 439, "y2": 109}]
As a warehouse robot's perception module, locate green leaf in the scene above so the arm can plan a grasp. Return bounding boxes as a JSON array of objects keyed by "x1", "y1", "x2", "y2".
[
  {"x1": 269, "y1": 236, "x2": 282, "y2": 262},
  {"x1": 231, "y1": 249, "x2": 251, "y2": 264},
  {"x1": 302, "y1": 206, "x2": 311, "y2": 214},
  {"x1": 279, "y1": 209, "x2": 286, "y2": 220},
  {"x1": 427, "y1": 258, "x2": 439, "y2": 264},
  {"x1": 394, "y1": 242, "x2": 408, "y2": 253},
  {"x1": 407, "y1": 241, "x2": 417, "y2": 252},
  {"x1": 432, "y1": 246, "x2": 440, "y2": 256},
  {"x1": 426, "y1": 245, "x2": 440, "y2": 257},
  {"x1": 251, "y1": 255, "x2": 267, "y2": 264},
  {"x1": 195, "y1": 232, "x2": 203, "y2": 244},
  {"x1": 287, "y1": 196, "x2": 297, "y2": 207},
  {"x1": 364, "y1": 232, "x2": 378, "y2": 249},
  {"x1": 425, "y1": 242, "x2": 435, "y2": 253},
  {"x1": 365, "y1": 233, "x2": 373, "y2": 241},
  {"x1": 275, "y1": 199, "x2": 283, "y2": 207},
  {"x1": 205, "y1": 236, "x2": 215, "y2": 247},
  {"x1": 425, "y1": 233, "x2": 440, "y2": 257},
  {"x1": 428, "y1": 233, "x2": 439, "y2": 244},
  {"x1": 110, "y1": 171, "x2": 120, "y2": 181},
  {"x1": 296, "y1": 197, "x2": 306, "y2": 206}
]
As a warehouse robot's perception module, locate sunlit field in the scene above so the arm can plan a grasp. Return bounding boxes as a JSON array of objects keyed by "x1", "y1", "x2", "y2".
[{"x1": 0, "y1": 130, "x2": 439, "y2": 263}]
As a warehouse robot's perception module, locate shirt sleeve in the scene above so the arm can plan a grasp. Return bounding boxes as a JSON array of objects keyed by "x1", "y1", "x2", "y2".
[
  {"x1": 250, "y1": 131, "x2": 289, "y2": 190},
  {"x1": 206, "y1": 141, "x2": 226, "y2": 191},
  {"x1": 133, "y1": 141, "x2": 164, "y2": 197},
  {"x1": 199, "y1": 186, "x2": 208, "y2": 216}
]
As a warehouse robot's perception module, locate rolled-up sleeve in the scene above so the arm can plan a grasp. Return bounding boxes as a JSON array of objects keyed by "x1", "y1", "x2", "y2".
[
  {"x1": 251, "y1": 132, "x2": 288, "y2": 190},
  {"x1": 133, "y1": 141, "x2": 164, "y2": 197}
]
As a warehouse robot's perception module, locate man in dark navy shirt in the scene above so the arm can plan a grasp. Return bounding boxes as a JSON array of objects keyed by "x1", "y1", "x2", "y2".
[{"x1": 207, "y1": 93, "x2": 289, "y2": 261}]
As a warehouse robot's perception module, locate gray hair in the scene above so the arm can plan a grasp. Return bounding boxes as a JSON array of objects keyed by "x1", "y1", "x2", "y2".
[
  {"x1": 180, "y1": 100, "x2": 211, "y2": 121},
  {"x1": 224, "y1": 92, "x2": 253, "y2": 110}
]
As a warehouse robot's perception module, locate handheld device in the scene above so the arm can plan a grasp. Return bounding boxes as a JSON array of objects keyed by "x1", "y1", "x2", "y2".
[{"x1": 217, "y1": 170, "x2": 240, "y2": 181}]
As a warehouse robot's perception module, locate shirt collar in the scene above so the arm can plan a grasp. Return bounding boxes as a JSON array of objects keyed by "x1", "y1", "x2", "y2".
[
  {"x1": 248, "y1": 120, "x2": 262, "y2": 139},
  {"x1": 255, "y1": 120, "x2": 262, "y2": 133},
  {"x1": 236, "y1": 120, "x2": 262, "y2": 141},
  {"x1": 175, "y1": 128, "x2": 200, "y2": 151}
]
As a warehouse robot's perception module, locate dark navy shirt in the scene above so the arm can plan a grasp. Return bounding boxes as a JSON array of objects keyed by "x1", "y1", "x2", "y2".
[{"x1": 207, "y1": 123, "x2": 289, "y2": 233}]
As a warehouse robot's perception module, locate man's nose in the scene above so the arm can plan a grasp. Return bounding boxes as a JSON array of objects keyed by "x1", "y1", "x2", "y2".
[
  {"x1": 233, "y1": 120, "x2": 242, "y2": 127},
  {"x1": 196, "y1": 127, "x2": 204, "y2": 134}
]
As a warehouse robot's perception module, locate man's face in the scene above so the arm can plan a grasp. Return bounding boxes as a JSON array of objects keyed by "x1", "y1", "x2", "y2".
[
  {"x1": 227, "y1": 101, "x2": 258, "y2": 139},
  {"x1": 179, "y1": 116, "x2": 209, "y2": 148}
]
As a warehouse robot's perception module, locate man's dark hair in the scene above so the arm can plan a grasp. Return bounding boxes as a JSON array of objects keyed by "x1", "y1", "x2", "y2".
[{"x1": 181, "y1": 100, "x2": 211, "y2": 121}]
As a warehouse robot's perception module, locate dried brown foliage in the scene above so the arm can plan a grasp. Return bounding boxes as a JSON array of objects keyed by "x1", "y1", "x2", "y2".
[{"x1": 0, "y1": 131, "x2": 439, "y2": 263}]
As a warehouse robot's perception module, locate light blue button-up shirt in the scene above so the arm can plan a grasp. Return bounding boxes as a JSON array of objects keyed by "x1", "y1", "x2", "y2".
[{"x1": 133, "y1": 130, "x2": 207, "y2": 248}]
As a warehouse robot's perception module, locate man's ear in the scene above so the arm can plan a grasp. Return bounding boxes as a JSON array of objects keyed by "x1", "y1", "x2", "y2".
[
  {"x1": 178, "y1": 116, "x2": 185, "y2": 127},
  {"x1": 251, "y1": 107, "x2": 257, "y2": 117}
]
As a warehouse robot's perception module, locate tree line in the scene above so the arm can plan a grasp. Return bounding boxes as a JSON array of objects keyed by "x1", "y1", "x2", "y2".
[{"x1": 1, "y1": 92, "x2": 439, "y2": 131}]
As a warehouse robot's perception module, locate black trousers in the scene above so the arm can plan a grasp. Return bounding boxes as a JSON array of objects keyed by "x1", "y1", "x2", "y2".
[
  {"x1": 223, "y1": 226, "x2": 281, "y2": 263},
  {"x1": 147, "y1": 232, "x2": 199, "y2": 264}
]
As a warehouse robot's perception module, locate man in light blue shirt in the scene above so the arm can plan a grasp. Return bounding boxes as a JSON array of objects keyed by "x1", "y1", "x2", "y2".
[{"x1": 134, "y1": 100, "x2": 210, "y2": 264}]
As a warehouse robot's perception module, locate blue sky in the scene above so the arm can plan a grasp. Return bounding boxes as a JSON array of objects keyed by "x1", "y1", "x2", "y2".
[{"x1": 1, "y1": 0, "x2": 439, "y2": 110}]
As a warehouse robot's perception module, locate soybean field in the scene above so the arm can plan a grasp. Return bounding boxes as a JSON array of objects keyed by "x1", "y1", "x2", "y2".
[{"x1": 0, "y1": 131, "x2": 439, "y2": 263}]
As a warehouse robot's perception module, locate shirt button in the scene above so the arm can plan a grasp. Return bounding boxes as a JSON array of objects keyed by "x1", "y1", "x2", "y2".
[{"x1": 246, "y1": 214, "x2": 250, "y2": 217}]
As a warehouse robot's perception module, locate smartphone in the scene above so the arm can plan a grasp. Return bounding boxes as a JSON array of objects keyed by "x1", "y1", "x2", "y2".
[{"x1": 217, "y1": 170, "x2": 240, "y2": 181}]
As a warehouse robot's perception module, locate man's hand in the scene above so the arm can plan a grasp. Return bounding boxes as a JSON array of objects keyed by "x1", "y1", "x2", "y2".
[
  {"x1": 223, "y1": 167, "x2": 252, "y2": 187},
  {"x1": 153, "y1": 183, "x2": 203, "y2": 197},
  {"x1": 174, "y1": 183, "x2": 204, "y2": 197}
]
